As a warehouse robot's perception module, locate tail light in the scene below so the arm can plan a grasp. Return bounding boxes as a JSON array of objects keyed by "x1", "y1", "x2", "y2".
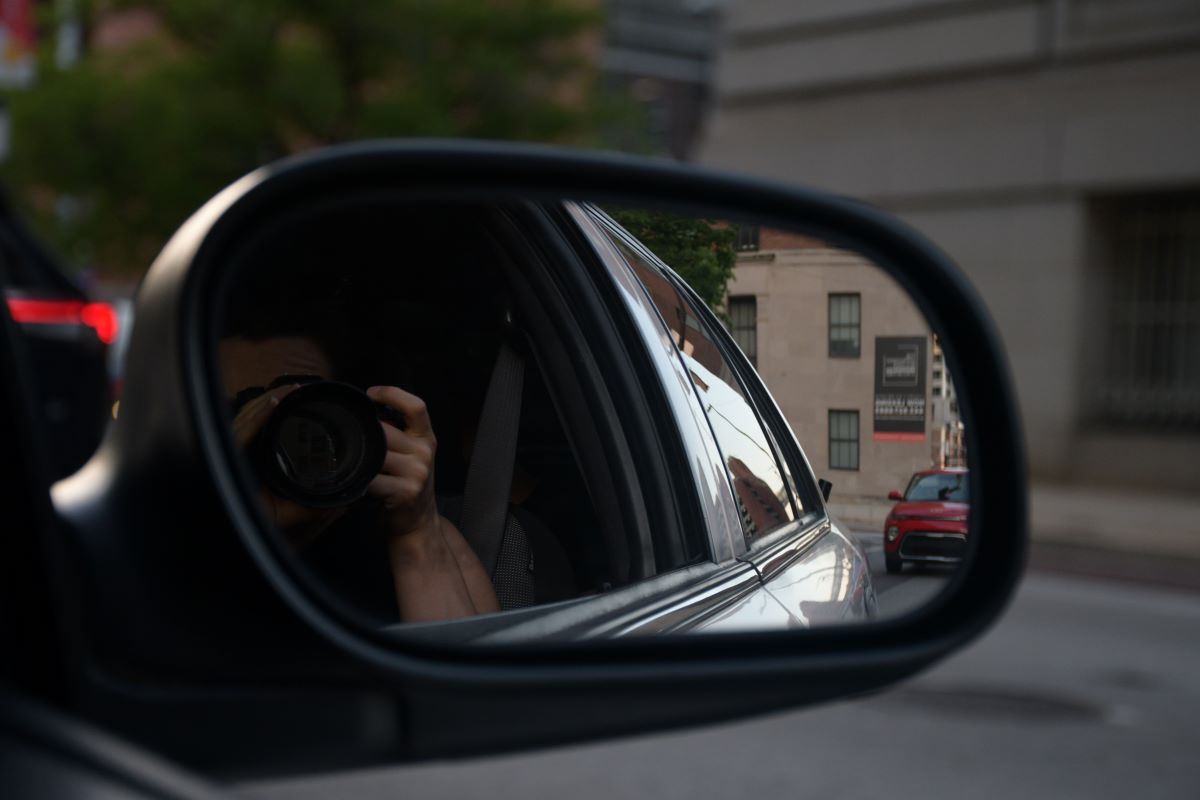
[
  {"x1": 6, "y1": 297, "x2": 120, "y2": 345},
  {"x1": 81, "y1": 302, "x2": 120, "y2": 344}
]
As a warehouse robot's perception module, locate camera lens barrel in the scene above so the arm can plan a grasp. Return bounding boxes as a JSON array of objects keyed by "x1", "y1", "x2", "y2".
[{"x1": 254, "y1": 381, "x2": 387, "y2": 508}]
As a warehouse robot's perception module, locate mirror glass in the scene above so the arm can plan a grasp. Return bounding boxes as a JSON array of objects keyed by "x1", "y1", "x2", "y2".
[{"x1": 215, "y1": 195, "x2": 969, "y2": 643}]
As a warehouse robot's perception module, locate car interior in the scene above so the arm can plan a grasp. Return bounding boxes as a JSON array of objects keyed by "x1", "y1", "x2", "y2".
[{"x1": 216, "y1": 198, "x2": 703, "y2": 632}]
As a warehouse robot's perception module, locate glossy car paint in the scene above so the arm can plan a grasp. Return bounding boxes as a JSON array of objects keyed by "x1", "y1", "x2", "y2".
[{"x1": 754, "y1": 520, "x2": 875, "y2": 625}]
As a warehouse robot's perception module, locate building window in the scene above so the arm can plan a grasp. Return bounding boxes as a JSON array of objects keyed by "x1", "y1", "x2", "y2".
[
  {"x1": 829, "y1": 410, "x2": 859, "y2": 470},
  {"x1": 1094, "y1": 193, "x2": 1200, "y2": 430},
  {"x1": 828, "y1": 293, "x2": 861, "y2": 357},
  {"x1": 727, "y1": 296, "x2": 757, "y2": 367},
  {"x1": 736, "y1": 225, "x2": 760, "y2": 252}
]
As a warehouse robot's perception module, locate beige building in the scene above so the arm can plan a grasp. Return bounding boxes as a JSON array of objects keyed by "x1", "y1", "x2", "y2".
[
  {"x1": 701, "y1": 0, "x2": 1200, "y2": 517},
  {"x1": 727, "y1": 228, "x2": 944, "y2": 528}
]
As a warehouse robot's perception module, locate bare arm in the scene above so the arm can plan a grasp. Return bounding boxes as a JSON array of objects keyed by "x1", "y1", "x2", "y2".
[
  {"x1": 386, "y1": 515, "x2": 496, "y2": 622},
  {"x1": 367, "y1": 386, "x2": 500, "y2": 621},
  {"x1": 435, "y1": 515, "x2": 501, "y2": 615}
]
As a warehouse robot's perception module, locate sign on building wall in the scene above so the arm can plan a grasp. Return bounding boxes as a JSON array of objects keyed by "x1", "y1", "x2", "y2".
[{"x1": 873, "y1": 336, "x2": 926, "y2": 441}]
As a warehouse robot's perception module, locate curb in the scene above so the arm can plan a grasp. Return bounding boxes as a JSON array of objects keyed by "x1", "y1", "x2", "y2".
[{"x1": 1027, "y1": 540, "x2": 1200, "y2": 594}]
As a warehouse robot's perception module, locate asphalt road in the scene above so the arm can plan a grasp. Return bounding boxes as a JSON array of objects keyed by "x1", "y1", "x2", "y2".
[
  {"x1": 850, "y1": 530, "x2": 952, "y2": 619},
  {"x1": 241, "y1": 568, "x2": 1200, "y2": 799}
]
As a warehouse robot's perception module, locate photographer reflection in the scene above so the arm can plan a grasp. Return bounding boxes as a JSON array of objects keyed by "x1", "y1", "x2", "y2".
[{"x1": 220, "y1": 332, "x2": 500, "y2": 623}]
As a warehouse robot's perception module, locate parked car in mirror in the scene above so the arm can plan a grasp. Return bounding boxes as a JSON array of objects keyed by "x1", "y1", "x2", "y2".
[{"x1": 884, "y1": 468, "x2": 970, "y2": 574}]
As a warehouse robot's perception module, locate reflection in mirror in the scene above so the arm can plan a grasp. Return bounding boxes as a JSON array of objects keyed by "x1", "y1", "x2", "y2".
[{"x1": 214, "y1": 197, "x2": 969, "y2": 643}]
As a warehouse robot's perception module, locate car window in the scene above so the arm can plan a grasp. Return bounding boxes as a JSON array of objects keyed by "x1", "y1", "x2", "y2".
[
  {"x1": 905, "y1": 472, "x2": 969, "y2": 502},
  {"x1": 215, "y1": 201, "x2": 633, "y2": 624},
  {"x1": 595, "y1": 222, "x2": 799, "y2": 545}
]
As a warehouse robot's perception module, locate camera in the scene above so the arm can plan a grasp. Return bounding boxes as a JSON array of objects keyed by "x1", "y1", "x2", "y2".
[{"x1": 233, "y1": 375, "x2": 402, "y2": 508}]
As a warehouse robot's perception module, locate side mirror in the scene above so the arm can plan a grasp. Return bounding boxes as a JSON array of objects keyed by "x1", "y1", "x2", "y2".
[
  {"x1": 888, "y1": 490, "x2": 904, "y2": 501},
  {"x1": 52, "y1": 141, "x2": 1026, "y2": 772}
]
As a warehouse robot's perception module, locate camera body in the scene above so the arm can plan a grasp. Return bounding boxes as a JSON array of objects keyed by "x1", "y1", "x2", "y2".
[{"x1": 234, "y1": 375, "x2": 401, "y2": 508}]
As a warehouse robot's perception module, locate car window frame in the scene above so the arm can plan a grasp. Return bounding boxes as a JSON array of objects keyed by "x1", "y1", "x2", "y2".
[
  {"x1": 663, "y1": 245, "x2": 828, "y2": 531},
  {"x1": 658, "y1": 270, "x2": 808, "y2": 522},
  {"x1": 565, "y1": 202, "x2": 746, "y2": 567},
  {"x1": 582, "y1": 205, "x2": 822, "y2": 548},
  {"x1": 583, "y1": 205, "x2": 829, "y2": 552},
  {"x1": 656, "y1": 271, "x2": 803, "y2": 541}
]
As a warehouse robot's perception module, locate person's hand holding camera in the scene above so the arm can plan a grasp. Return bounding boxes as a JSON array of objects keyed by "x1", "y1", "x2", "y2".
[
  {"x1": 364, "y1": 386, "x2": 440, "y2": 536},
  {"x1": 226, "y1": 362, "x2": 498, "y2": 620},
  {"x1": 366, "y1": 386, "x2": 499, "y2": 620}
]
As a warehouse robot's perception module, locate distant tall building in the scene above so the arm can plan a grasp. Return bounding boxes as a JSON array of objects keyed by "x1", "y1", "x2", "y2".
[
  {"x1": 930, "y1": 337, "x2": 966, "y2": 469},
  {"x1": 602, "y1": 0, "x2": 724, "y2": 159},
  {"x1": 701, "y1": 0, "x2": 1200, "y2": 496}
]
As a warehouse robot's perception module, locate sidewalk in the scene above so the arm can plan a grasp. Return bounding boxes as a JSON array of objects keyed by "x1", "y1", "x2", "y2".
[
  {"x1": 1028, "y1": 483, "x2": 1200, "y2": 591},
  {"x1": 1030, "y1": 483, "x2": 1200, "y2": 561}
]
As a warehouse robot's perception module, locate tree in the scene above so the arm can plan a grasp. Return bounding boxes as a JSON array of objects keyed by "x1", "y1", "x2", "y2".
[
  {"x1": 606, "y1": 207, "x2": 737, "y2": 311},
  {"x1": 3, "y1": 0, "x2": 643, "y2": 276}
]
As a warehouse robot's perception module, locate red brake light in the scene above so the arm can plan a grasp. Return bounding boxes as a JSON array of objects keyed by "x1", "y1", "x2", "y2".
[
  {"x1": 6, "y1": 298, "x2": 120, "y2": 345},
  {"x1": 81, "y1": 302, "x2": 120, "y2": 345},
  {"x1": 7, "y1": 298, "x2": 84, "y2": 325}
]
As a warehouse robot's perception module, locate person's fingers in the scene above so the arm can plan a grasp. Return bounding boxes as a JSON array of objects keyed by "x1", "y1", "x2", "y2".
[
  {"x1": 380, "y1": 451, "x2": 430, "y2": 483},
  {"x1": 233, "y1": 385, "x2": 297, "y2": 447},
  {"x1": 368, "y1": 386, "x2": 433, "y2": 438},
  {"x1": 380, "y1": 420, "x2": 436, "y2": 460},
  {"x1": 367, "y1": 473, "x2": 423, "y2": 503}
]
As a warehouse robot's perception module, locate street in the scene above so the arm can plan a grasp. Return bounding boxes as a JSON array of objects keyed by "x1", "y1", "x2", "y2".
[
  {"x1": 242, "y1": 567, "x2": 1200, "y2": 799},
  {"x1": 851, "y1": 530, "x2": 952, "y2": 620}
]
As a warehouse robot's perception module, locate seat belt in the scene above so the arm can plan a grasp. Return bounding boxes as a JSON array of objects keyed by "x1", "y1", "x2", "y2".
[{"x1": 459, "y1": 339, "x2": 525, "y2": 581}]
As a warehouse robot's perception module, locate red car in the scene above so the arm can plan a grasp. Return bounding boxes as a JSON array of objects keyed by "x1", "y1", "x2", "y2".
[{"x1": 883, "y1": 468, "x2": 969, "y2": 574}]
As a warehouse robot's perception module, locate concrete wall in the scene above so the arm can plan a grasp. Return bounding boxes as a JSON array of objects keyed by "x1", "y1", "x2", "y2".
[{"x1": 700, "y1": 0, "x2": 1200, "y2": 492}]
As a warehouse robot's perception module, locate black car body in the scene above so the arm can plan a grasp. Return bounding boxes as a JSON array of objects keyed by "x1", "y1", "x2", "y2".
[{"x1": 0, "y1": 190, "x2": 114, "y2": 479}]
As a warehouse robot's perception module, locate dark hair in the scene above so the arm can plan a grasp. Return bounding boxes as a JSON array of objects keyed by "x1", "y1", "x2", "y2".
[{"x1": 219, "y1": 225, "x2": 369, "y2": 378}]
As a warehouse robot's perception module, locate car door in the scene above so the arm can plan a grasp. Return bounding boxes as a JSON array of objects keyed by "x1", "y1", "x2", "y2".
[{"x1": 575, "y1": 203, "x2": 875, "y2": 628}]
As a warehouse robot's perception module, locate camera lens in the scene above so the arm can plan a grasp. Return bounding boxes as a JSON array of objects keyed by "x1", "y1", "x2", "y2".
[
  {"x1": 274, "y1": 401, "x2": 365, "y2": 490},
  {"x1": 257, "y1": 382, "x2": 386, "y2": 507}
]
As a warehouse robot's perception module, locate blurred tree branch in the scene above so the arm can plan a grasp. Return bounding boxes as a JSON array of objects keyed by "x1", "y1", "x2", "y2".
[
  {"x1": 3, "y1": 0, "x2": 646, "y2": 276},
  {"x1": 606, "y1": 208, "x2": 737, "y2": 313}
]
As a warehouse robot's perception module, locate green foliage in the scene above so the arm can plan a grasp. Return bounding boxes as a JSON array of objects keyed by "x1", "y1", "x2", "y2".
[
  {"x1": 3, "y1": 0, "x2": 640, "y2": 275},
  {"x1": 606, "y1": 207, "x2": 737, "y2": 311}
]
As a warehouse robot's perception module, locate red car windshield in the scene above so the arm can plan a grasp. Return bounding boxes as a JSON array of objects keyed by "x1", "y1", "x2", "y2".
[{"x1": 905, "y1": 473, "x2": 969, "y2": 502}]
